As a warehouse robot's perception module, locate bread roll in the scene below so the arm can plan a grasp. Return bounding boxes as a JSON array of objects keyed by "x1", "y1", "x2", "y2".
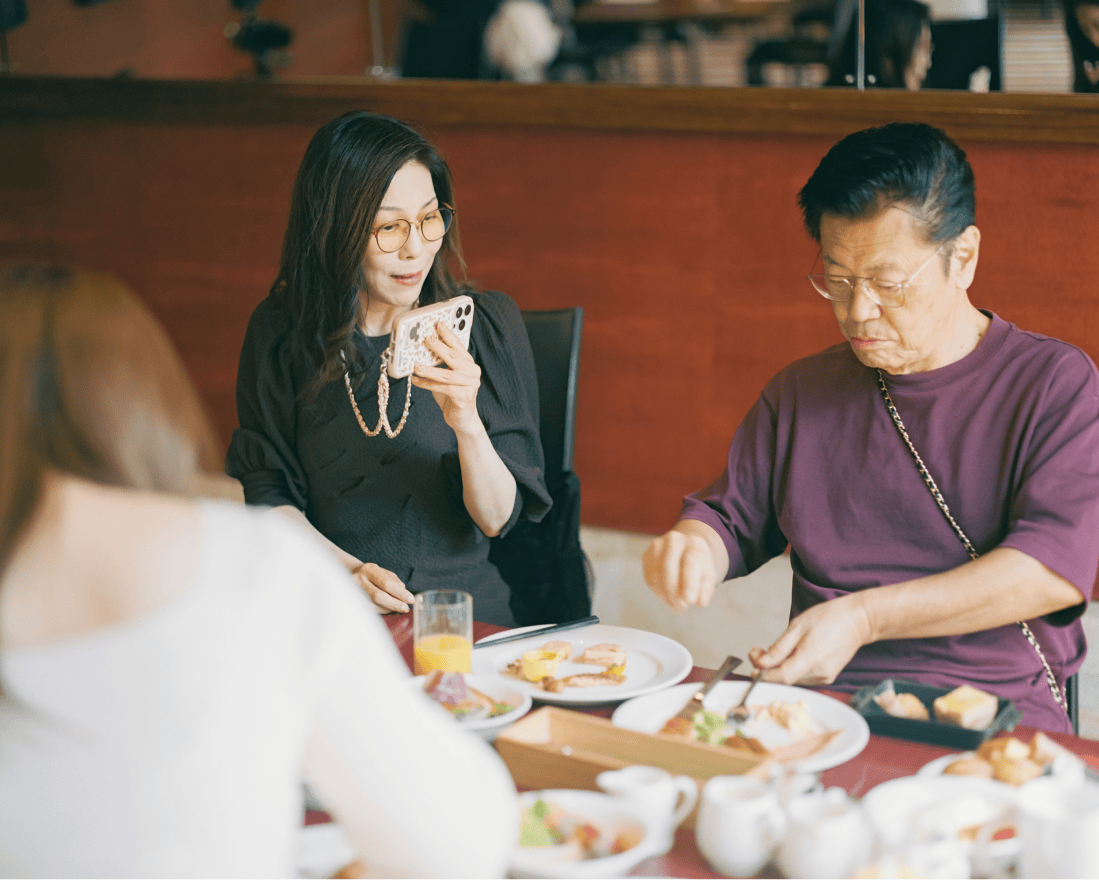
[
  {"x1": 992, "y1": 757, "x2": 1044, "y2": 786},
  {"x1": 1028, "y1": 731, "x2": 1065, "y2": 765},
  {"x1": 942, "y1": 756, "x2": 995, "y2": 779},
  {"x1": 977, "y1": 736, "x2": 1028, "y2": 763},
  {"x1": 933, "y1": 685, "x2": 999, "y2": 730}
]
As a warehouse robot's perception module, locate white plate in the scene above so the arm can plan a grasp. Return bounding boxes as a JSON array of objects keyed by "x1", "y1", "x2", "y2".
[
  {"x1": 412, "y1": 673, "x2": 532, "y2": 741},
  {"x1": 471, "y1": 624, "x2": 693, "y2": 706},
  {"x1": 611, "y1": 680, "x2": 870, "y2": 773},
  {"x1": 863, "y1": 774, "x2": 1016, "y2": 847},
  {"x1": 919, "y1": 750, "x2": 1086, "y2": 786}
]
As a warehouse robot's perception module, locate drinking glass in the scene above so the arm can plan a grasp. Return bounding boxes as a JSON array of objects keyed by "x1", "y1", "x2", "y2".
[{"x1": 413, "y1": 590, "x2": 473, "y2": 676}]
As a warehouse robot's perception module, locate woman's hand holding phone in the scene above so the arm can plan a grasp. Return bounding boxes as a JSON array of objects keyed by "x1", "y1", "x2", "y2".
[{"x1": 411, "y1": 322, "x2": 484, "y2": 436}]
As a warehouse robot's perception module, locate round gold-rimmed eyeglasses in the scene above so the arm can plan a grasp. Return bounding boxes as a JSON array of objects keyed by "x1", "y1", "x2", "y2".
[
  {"x1": 808, "y1": 242, "x2": 949, "y2": 309},
  {"x1": 372, "y1": 205, "x2": 455, "y2": 253}
]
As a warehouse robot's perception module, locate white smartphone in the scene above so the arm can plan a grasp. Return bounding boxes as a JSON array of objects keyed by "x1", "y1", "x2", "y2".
[{"x1": 386, "y1": 295, "x2": 475, "y2": 379}]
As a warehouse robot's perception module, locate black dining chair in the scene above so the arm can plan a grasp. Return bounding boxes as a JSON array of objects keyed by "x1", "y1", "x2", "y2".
[
  {"x1": 1066, "y1": 671, "x2": 1080, "y2": 735},
  {"x1": 522, "y1": 307, "x2": 584, "y2": 485},
  {"x1": 490, "y1": 307, "x2": 594, "y2": 625}
]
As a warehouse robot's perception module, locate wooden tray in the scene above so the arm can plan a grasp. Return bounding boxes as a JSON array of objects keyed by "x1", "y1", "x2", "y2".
[{"x1": 494, "y1": 706, "x2": 768, "y2": 828}]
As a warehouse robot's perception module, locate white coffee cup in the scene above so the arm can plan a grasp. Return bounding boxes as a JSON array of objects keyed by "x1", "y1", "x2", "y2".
[
  {"x1": 595, "y1": 765, "x2": 698, "y2": 855},
  {"x1": 776, "y1": 786, "x2": 870, "y2": 879},
  {"x1": 695, "y1": 775, "x2": 786, "y2": 878},
  {"x1": 1017, "y1": 776, "x2": 1099, "y2": 878}
]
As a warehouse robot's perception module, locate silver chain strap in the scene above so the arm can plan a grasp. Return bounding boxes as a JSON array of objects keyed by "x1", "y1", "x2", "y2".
[
  {"x1": 875, "y1": 369, "x2": 1068, "y2": 714},
  {"x1": 344, "y1": 348, "x2": 413, "y2": 439}
]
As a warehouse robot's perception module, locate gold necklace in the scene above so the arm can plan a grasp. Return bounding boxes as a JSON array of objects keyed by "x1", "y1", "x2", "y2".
[{"x1": 343, "y1": 348, "x2": 412, "y2": 439}]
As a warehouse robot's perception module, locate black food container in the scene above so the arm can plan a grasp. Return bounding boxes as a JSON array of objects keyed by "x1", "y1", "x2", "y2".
[{"x1": 850, "y1": 679, "x2": 1022, "y2": 749}]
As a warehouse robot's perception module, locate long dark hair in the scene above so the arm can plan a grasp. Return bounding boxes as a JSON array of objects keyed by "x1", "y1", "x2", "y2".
[
  {"x1": 827, "y1": 0, "x2": 931, "y2": 88},
  {"x1": 0, "y1": 264, "x2": 222, "y2": 579},
  {"x1": 1063, "y1": 0, "x2": 1099, "y2": 91},
  {"x1": 272, "y1": 111, "x2": 469, "y2": 397}
]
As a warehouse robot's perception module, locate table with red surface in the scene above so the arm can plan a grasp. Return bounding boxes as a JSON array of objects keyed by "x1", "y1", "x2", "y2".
[{"x1": 384, "y1": 615, "x2": 1099, "y2": 878}]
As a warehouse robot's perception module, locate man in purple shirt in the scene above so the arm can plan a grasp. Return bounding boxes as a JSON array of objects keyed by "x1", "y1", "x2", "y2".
[{"x1": 643, "y1": 123, "x2": 1099, "y2": 733}]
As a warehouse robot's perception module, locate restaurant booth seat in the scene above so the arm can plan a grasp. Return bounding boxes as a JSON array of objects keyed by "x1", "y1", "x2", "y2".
[{"x1": 490, "y1": 307, "x2": 594, "y2": 625}]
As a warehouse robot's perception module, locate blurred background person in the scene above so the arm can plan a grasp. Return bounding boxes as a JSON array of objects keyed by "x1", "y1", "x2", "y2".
[
  {"x1": 0, "y1": 264, "x2": 517, "y2": 878},
  {"x1": 1063, "y1": 0, "x2": 1099, "y2": 91},
  {"x1": 483, "y1": 0, "x2": 562, "y2": 82},
  {"x1": 827, "y1": 0, "x2": 933, "y2": 89},
  {"x1": 401, "y1": 0, "x2": 563, "y2": 83}
]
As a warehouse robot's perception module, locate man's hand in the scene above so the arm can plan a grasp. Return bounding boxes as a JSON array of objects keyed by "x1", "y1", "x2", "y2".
[
  {"x1": 351, "y1": 562, "x2": 415, "y2": 614},
  {"x1": 642, "y1": 524, "x2": 723, "y2": 613},
  {"x1": 750, "y1": 593, "x2": 873, "y2": 685}
]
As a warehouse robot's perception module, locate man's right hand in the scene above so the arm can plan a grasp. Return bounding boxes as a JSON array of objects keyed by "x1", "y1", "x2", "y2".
[
  {"x1": 350, "y1": 561, "x2": 415, "y2": 614},
  {"x1": 642, "y1": 523, "x2": 722, "y2": 613}
]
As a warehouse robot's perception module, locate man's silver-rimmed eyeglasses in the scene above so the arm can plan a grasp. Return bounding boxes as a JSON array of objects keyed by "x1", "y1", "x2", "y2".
[
  {"x1": 372, "y1": 205, "x2": 455, "y2": 253},
  {"x1": 808, "y1": 242, "x2": 949, "y2": 309}
]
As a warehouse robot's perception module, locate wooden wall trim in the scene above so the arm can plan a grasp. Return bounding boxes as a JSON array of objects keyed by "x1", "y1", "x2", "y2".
[{"x1": 5, "y1": 75, "x2": 1099, "y2": 143}]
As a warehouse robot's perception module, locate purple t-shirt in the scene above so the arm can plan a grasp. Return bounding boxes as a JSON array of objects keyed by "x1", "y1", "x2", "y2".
[{"x1": 682, "y1": 312, "x2": 1099, "y2": 732}]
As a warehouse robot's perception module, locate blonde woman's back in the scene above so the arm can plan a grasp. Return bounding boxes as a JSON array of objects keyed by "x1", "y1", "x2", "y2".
[{"x1": 0, "y1": 485, "x2": 517, "y2": 878}]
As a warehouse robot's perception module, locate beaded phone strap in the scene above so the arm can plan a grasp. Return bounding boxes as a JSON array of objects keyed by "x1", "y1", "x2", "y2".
[
  {"x1": 343, "y1": 348, "x2": 413, "y2": 439},
  {"x1": 876, "y1": 369, "x2": 1068, "y2": 714}
]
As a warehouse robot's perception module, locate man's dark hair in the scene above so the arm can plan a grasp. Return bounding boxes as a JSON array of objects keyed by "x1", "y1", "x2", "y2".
[{"x1": 797, "y1": 122, "x2": 976, "y2": 245}]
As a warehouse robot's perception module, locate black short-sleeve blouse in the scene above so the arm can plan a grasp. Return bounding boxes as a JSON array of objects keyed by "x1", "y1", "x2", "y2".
[{"x1": 226, "y1": 289, "x2": 551, "y2": 625}]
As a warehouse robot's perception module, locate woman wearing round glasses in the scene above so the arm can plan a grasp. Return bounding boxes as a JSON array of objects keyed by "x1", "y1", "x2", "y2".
[
  {"x1": 227, "y1": 111, "x2": 550, "y2": 625},
  {"x1": 644, "y1": 123, "x2": 1099, "y2": 733}
]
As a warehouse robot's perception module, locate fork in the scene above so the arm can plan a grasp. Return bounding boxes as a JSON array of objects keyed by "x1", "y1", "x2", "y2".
[{"x1": 727, "y1": 667, "x2": 765, "y2": 724}]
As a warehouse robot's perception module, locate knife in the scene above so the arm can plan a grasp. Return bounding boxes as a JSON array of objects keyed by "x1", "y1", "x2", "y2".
[
  {"x1": 660, "y1": 654, "x2": 742, "y2": 735},
  {"x1": 471, "y1": 615, "x2": 600, "y2": 649}
]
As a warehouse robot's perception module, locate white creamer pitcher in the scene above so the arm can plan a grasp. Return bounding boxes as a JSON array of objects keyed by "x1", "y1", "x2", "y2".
[
  {"x1": 596, "y1": 765, "x2": 697, "y2": 855},
  {"x1": 776, "y1": 786, "x2": 870, "y2": 879},
  {"x1": 695, "y1": 775, "x2": 786, "y2": 878}
]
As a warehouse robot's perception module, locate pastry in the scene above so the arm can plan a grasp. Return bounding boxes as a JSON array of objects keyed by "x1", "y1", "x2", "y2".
[
  {"x1": 873, "y1": 682, "x2": 931, "y2": 720},
  {"x1": 933, "y1": 684, "x2": 998, "y2": 730}
]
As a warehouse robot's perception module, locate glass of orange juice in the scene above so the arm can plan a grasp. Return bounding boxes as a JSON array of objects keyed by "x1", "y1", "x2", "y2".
[{"x1": 413, "y1": 590, "x2": 473, "y2": 676}]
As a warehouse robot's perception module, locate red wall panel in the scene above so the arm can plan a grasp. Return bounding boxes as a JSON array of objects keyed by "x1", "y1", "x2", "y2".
[{"x1": 3, "y1": 100, "x2": 1098, "y2": 534}]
